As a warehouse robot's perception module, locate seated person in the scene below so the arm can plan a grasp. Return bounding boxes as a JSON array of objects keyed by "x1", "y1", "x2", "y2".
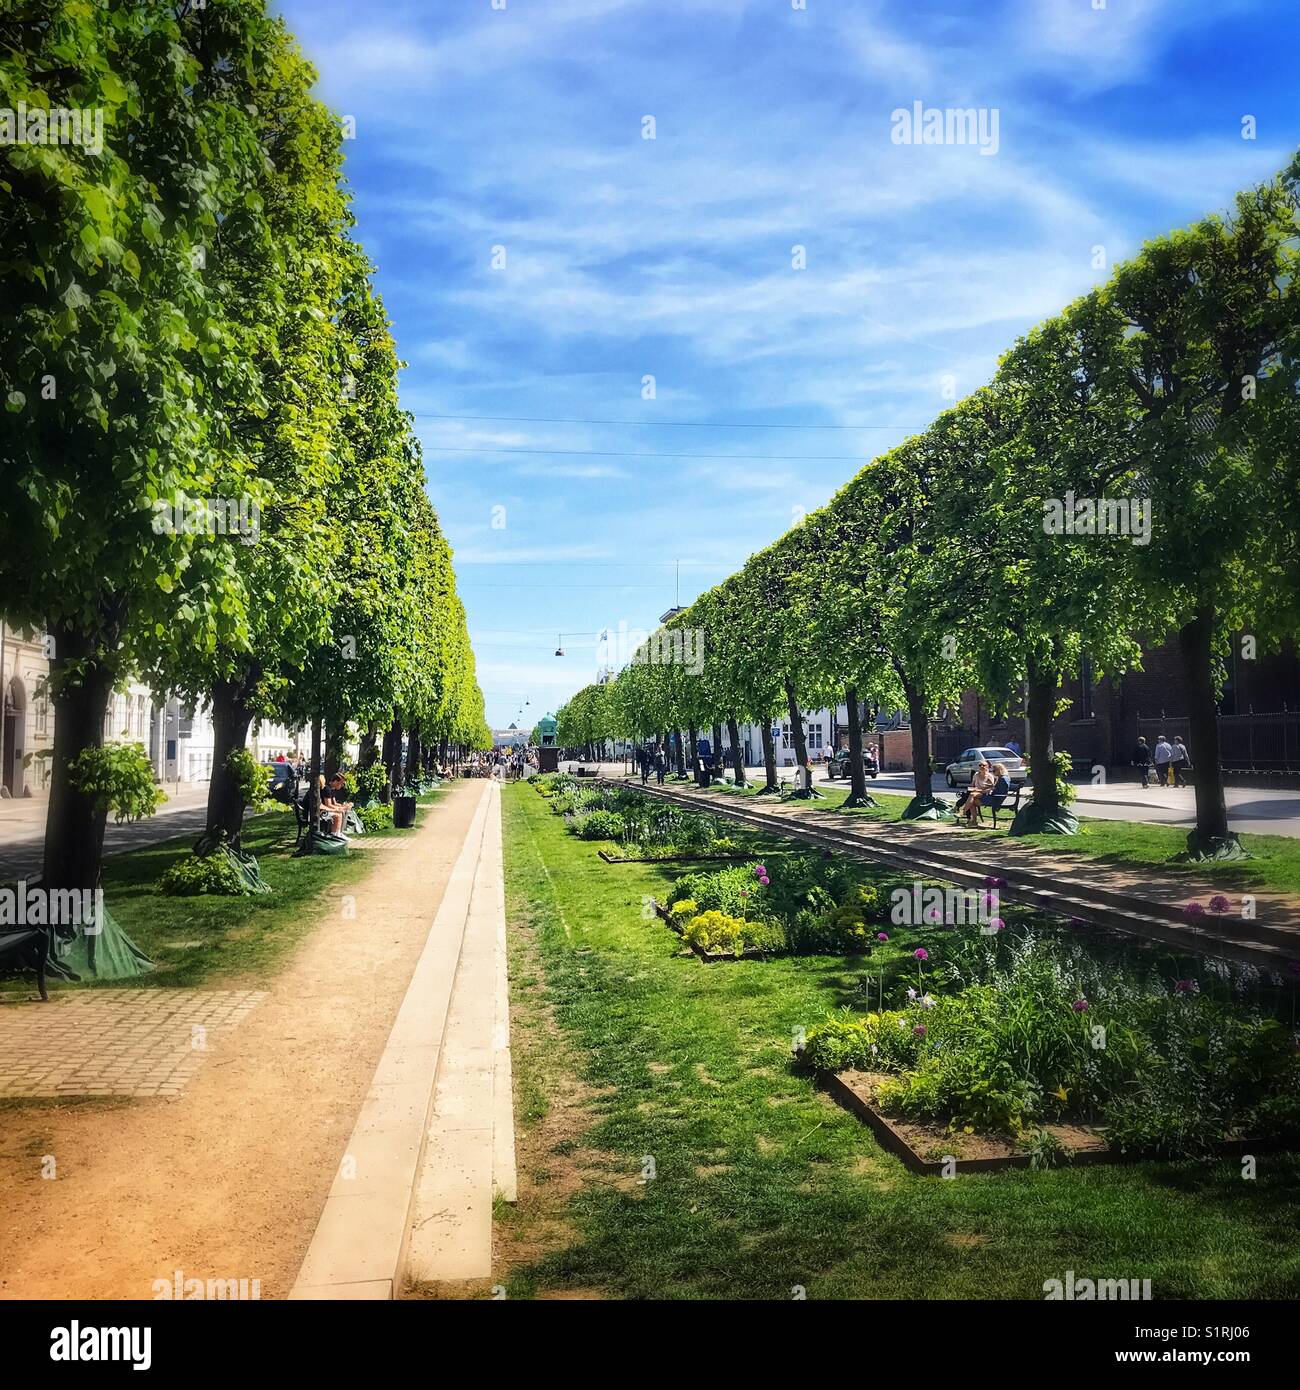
[
  {"x1": 981, "y1": 762, "x2": 1011, "y2": 817},
  {"x1": 959, "y1": 760, "x2": 995, "y2": 826},
  {"x1": 320, "y1": 772, "x2": 353, "y2": 836}
]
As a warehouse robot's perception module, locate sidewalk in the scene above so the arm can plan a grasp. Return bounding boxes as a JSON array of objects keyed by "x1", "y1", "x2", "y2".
[{"x1": 0, "y1": 777, "x2": 513, "y2": 1300}]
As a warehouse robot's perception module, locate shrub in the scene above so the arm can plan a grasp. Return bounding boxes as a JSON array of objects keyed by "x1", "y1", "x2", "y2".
[
  {"x1": 788, "y1": 901, "x2": 878, "y2": 954},
  {"x1": 668, "y1": 864, "x2": 768, "y2": 920},
  {"x1": 572, "y1": 809, "x2": 626, "y2": 841},
  {"x1": 228, "y1": 748, "x2": 270, "y2": 815},
  {"x1": 684, "y1": 910, "x2": 785, "y2": 957},
  {"x1": 70, "y1": 743, "x2": 165, "y2": 824},
  {"x1": 668, "y1": 898, "x2": 698, "y2": 925},
  {"x1": 357, "y1": 802, "x2": 394, "y2": 832},
  {"x1": 159, "y1": 850, "x2": 248, "y2": 897},
  {"x1": 354, "y1": 763, "x2": 388, "y2": 804}
]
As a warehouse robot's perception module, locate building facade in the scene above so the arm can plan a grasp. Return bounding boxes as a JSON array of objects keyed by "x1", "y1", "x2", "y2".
[{"x1": 0, "y1": 620, "x2": 306, "y2": 799}]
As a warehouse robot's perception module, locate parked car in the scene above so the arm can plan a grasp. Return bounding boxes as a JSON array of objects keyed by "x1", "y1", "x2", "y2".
[
  {"x1": 944, "y1": 746, "x2": 1027, "y2": 788},
  {"x1": 826, "y1": 747, "x2": 879, "y2": 780}
]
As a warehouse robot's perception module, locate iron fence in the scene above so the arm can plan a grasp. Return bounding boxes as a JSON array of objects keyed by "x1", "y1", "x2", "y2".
[{"x1": 1136, "y1": 709, "x2": 1300, "y2": 772}]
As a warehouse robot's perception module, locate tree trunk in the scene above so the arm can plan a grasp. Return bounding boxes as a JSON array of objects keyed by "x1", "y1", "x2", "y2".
[
  {"x1": 42, "y1": 622, "x2": 118, "y2": 893},
  {"x1": 894, "y1": 666, "x2": 941, "y2": 818},
  {"x1": 384, "y1": 716, "x2": 403, "y2": 799},
  {"x1": 324, "y1": 720, "x2": 344, "y2": 780},
  {"x1": 845, "y1": 684, "x2": 869, "y2": 807},
  {"x1": 358, "y1": 722, "x2": 378, "y2": 770},
  {"x1": 1025, "y1": 672, "x2": 1059, "y2": 816},
  {"x1": 727, "y1": 716, "x2": 745, "y2": 786},
  {"x1": 405, "y1": 720, "x2": 421, "y2": 786},
  {"x1": 1178, "y1": 604, "x2": 1236, "y2": 853},
  {"x1": 294, "y1": 714, "x2": 323, "y2": 855},
  {"x1": 784, "y1": 679, "x2": 815, "y2": 796},
  {"x1": 758, "y1": 719, "x2": 779, "y2": 792},
  {"x1": 688, "y1": 724, "x2": 703, "y2": 785},
  {"x1": 673, "y1": 730, "x2": 686, "y2": 777},
  {"x1": 205, "y1": 666, "x2": 259, "y2": 849}
]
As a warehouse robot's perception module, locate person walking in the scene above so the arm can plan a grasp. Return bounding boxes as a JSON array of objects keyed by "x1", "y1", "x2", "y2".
[
  {"x1": 1171, "y1": 736, "x2": 1190, "y2": 787},
  {"x1": 1152, "y1": 734, "x2": 1174, "y2": 787},
  {"x1": 653, "y1": 745, "x2": 666, "y2": 784},
  {"x1": 1132, "y1": 735, "x2": 1152, "y2": 788}
]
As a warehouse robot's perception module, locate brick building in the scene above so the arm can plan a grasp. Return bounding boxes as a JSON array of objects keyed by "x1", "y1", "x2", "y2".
[{"x1": 873, "y1": 633, "x2": 1300, "y2": 778}]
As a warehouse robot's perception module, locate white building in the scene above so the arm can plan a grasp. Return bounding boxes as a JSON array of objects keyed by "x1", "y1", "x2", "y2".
[
  {"x1": 0, "y1": 619, "x2": 306, "y2": 798},
  {"x1": 713, "y1": 709, "x2": 837, "y2": 767}
]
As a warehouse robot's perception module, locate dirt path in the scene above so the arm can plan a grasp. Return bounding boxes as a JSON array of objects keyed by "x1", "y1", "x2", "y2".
[{"x1": 0, "y1": 780, "x2": 481, "y2": 1301}]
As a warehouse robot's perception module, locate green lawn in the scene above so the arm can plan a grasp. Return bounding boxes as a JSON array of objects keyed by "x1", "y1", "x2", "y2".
[
  {"x1": 2, "y1": 790, "x2": 445, "y2": 994},
  {"x1": 500, "y1": 782, "x2": 1300, "y2": 1300}
]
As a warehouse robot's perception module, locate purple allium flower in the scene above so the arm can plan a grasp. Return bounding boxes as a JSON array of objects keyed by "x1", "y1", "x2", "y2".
[
  {"x1": 984, "y1": 875, "x2": 1007, "y2": 889},
  {"x1": 924, "y1": 905, "x2": 942, "y2": 924},
  {"x1": 988, "y1": 917, "x2": 1005, "y2": 933},
  {"x1": 1184, "y1": 901, "x2": 1205, "y2": 917},
  {"x1": 1174, "y1": 978, "x2": 1198, "y2": 995},
  {"x1": 877, "y1": 931, "x2": 889, "y2": 942},
  {"x1": 754, "y1": 864, "x2": 767, "y2": 877},
  {"x1": 759, "y1": 875, "x2": 770, "y2": 887},
  {"x1": 1208, "y1": 895, "x2": 1231, "y2": 914},
  {"x1": 1072, "y1": 999, "x2": 1090, "y2": 1013},
  {"x1": 914, "y1": 948, "x2": 929, "y2": 962},
  {"x1": 913, "y1": 1024, "x2": 927, "y2": 1038}
]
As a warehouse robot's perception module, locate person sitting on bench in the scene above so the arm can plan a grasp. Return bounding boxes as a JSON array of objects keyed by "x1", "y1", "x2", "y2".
[
  {"x1": 320, "y1": 773, "x2": 353, "y2": 837},
  {"x1": 958, "y1": 760, "x2": 996, "y2": 826},
  {"x1": 967, "y1": 762, "x2": 1011, "y2": 827}
]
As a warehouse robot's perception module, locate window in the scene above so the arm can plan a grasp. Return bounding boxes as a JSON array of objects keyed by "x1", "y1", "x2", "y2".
[
  {"x1": 807, "y1": 722, "x2": 823, "y2": 750},
  {"x1": 34, "y1": 680, "x2": 48, "y2": 736},
  {"x1": 1077, "y1": 657, "x2": 1094, "y2": 719}
]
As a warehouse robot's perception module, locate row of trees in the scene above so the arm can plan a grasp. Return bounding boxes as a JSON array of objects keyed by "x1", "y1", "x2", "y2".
[
  {"x1": 559, "y1": 156, "x2": 1300, "y2": 857},
  {"x1": 0, "y1": 0, "x2": 488, "y2": 890}
]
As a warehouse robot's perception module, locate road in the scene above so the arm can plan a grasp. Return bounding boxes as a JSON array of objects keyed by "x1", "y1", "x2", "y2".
[
  {"x1": 0, "y1": 784, "x2": 213, "y2": 882},
  {"x1": 589, "y1": 762, "x2": 1300, "y2": 838}
]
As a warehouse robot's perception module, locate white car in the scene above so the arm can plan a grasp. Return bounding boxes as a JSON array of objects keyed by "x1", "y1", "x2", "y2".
[{"x1": 944, "y1": 746, "x2": 1028, "y2": 788}]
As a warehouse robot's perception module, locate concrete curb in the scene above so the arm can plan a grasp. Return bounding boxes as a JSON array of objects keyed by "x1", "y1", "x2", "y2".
[{"x1": 289, "y1": 781, "x2": 494, "y2": 1301}]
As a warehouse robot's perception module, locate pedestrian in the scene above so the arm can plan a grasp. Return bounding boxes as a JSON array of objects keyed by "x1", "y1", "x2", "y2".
[
  {"x1": 1132, "y1": 735, "x2": 1152, "y2": 788},
  {"x1": 1171, "y1": 736, "x2": 1190, "y2": 787},
  {"x1": 1007, "y1": 738, "x2": 1021, "y2": 758},
  {"x1": 1152, "y1": 734, "x2": 1173, "y2": 787},
  {"x1": 654, "y1": 745, "x2": 666, "y2": 784}
]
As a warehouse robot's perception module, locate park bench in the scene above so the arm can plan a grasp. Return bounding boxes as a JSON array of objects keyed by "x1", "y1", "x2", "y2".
[
  {"x1": 289, "y1": 789, "x2": 336, "y2": 846},
  {"x1": 0, "y1": 925, "x2": 53, "y2": 1001},
  {"x1": 976, "y1": 781, "x2": 1025, "y2": 829}
]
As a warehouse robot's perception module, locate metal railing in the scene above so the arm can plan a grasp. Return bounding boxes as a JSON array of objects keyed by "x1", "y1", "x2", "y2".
[{"x1": 1136, "y1": 709, "x2": 1300, "y2": 772}]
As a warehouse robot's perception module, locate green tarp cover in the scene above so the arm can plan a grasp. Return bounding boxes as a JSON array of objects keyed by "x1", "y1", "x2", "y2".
[{"x1": 50, "y1": 907, "x2": 154, "y2": 983}]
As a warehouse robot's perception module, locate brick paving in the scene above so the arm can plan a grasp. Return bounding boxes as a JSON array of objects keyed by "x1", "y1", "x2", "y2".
[{"x1": 0, "y1": 989, "x2": 265, "y2": 1099}]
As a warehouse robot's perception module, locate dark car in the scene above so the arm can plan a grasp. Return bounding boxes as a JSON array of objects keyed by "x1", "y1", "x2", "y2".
[{"x1": 826, "y1": 747, "x2": 878, "y2": 780}]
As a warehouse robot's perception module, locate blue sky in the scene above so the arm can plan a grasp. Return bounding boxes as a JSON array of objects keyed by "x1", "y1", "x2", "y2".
[{"x1": 275, "y1": 0, "x2": 1298, "y2": 728}]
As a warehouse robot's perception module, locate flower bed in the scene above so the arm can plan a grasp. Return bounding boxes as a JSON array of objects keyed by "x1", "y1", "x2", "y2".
[{"x1": 801, "y1": 918, "x2": 1300, "y2": 1162}]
